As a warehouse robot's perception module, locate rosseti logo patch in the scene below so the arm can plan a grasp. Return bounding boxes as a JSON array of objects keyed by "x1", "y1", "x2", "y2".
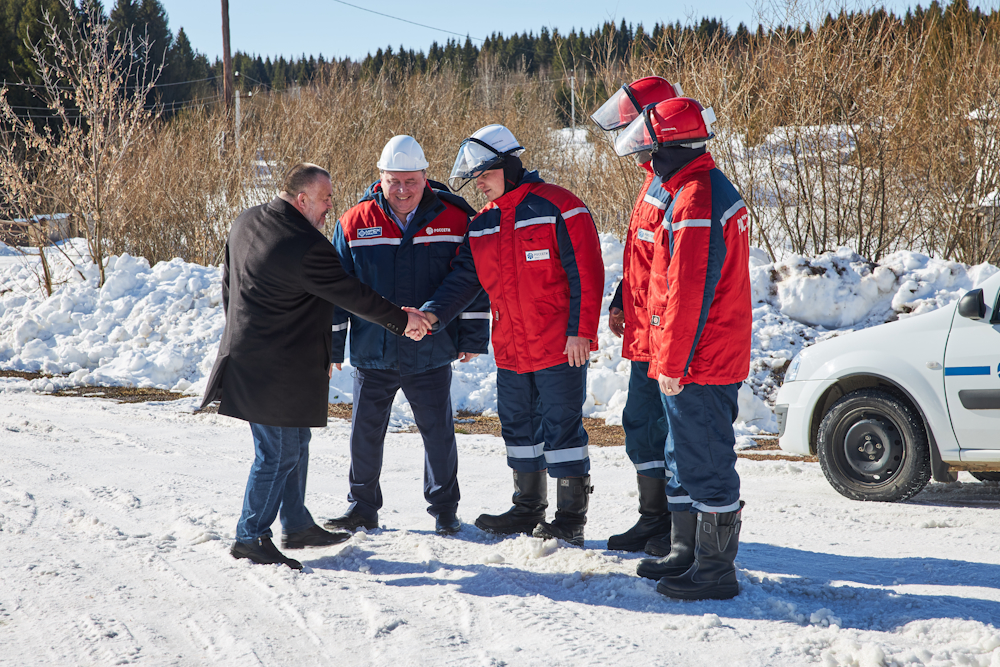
[
  {"x1": 357, "y1": 227, "x2": 383, "y2": 238},
  {"x1": 637, "y1": 229, "x2": 655, "y2": 243},
  {"x1": 525, "y1": 249, "x2": 550, "y2": 261}
]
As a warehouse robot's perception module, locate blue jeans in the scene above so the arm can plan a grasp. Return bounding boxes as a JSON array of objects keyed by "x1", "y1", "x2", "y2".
[
  {"x1": 235, "y1": 423, "x2": 315, "y2": 543},
  {"x1": 496, "y1": 363, "x2": 590, "y2": 478}
]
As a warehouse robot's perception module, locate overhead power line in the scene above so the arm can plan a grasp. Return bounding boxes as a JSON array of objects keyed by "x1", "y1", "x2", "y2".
[{"x1": 329, "y1": 0, "x2": 484, "y2": 41}]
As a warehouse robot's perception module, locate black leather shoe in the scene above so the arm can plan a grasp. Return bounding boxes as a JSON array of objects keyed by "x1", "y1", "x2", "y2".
[
  {"x1": 282, "y1": 524, "x2": 351, "y2": 550},
  {"x1": 435, "y1": 511, "x2": 461, "y2": 535},
  {"x1": 231, "y1": 537, "x2": 302, "y2": 570},
  {"x1": 323, "y1": 505, "x2": 378, "y2": 531}
]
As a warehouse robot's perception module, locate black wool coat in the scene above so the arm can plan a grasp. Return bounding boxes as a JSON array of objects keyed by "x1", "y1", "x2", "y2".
[{"x1": 201, "y1": 197, "x2": 408, "y2": 427}]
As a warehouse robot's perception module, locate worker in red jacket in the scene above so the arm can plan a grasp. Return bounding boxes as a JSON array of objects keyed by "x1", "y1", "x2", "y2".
[
  {"x1": 614, "y1": 97, "x2": 751, "y2": 600},
  {"x1": 420, "y1": 124, "x2": 605, "y2": 547},
  {"x1": 591, "y1": 76, "x2": 683, "y2": 553}
]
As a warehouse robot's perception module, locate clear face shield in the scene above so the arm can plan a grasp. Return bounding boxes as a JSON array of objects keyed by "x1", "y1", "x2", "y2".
[
  {"x1": 448, "y1": 138, "x2": 524, "y2": 192},
  {"x1": 590, "y1": 84, "x2": 643, "y2": 131},
  {"x1": 613, "y1": 107, "x2": 659, "y2": 158}
]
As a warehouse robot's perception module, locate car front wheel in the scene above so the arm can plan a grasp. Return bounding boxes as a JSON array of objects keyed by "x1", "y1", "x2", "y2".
[{"x1": 817, "y1": 388, "x2": 931, "y2": 502}]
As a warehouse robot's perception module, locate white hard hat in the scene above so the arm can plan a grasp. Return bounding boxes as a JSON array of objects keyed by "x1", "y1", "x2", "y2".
[
  {"x1": 377, "y1": 135, "x2": 429, "y2": 171},
  {"x1": 448, "y1": 124, "x2": 525, "y2": 191}
]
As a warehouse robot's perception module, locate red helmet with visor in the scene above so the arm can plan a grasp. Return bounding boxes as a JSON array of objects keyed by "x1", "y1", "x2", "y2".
[
  {"x1": 613, "y1": 97, "x2": 717, "y2": 157},
  {"x1": 590, "y1": 76, "x2": 684, "y2": 131}
]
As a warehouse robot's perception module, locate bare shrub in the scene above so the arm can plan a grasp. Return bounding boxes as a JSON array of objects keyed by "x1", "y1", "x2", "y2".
[{"x1": 0, "y1": 0, "x2": 161, "y2": 287}]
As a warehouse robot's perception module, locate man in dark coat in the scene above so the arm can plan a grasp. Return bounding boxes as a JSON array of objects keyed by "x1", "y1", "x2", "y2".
[{"x1": 201, "y1": 163, "x2": 430, "y2": 570}]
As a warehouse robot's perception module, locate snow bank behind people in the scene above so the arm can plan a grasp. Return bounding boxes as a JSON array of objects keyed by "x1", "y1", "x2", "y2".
[{"x1": 1, "y1": 237, "x2": 995, "y2": 433}]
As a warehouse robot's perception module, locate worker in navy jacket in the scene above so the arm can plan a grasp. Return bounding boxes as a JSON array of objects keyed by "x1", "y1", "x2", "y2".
[
  {"x1": 323, "y1": 136, "x2": 490, "y2": 536},
  {"x1": 422, "y1": 124, "x2": 605, "y2": 548},
  {"x1": 614, "y1": 98, "x2": 751, "y2": 601}
]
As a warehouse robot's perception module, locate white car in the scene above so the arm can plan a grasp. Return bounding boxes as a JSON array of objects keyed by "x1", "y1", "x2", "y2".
[{"x1": 776, "y1": 270, "x2": 1000, "y2": 501}]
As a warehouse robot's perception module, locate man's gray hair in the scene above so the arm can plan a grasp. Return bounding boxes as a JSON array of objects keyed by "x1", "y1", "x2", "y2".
[{"x1": 282, "y1": 163, "x2": 331, "y2": 196}]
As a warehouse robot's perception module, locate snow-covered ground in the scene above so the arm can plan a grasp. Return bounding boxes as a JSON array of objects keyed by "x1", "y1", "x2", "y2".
[{"x1": 2, "y1": 388, "x2": 1000, "y2": 666}]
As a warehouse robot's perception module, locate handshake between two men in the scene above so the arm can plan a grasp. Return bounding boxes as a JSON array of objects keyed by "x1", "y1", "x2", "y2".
[
  {"x1": 402, "y1": 307, "x2": 479, "y2": 363},
  {"x1": 402, "y1": 306, "x2": 436, "y2": 341}
]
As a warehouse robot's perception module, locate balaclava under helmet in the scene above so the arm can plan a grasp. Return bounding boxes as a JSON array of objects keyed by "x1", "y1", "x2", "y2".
[
  {"x1": 499, "y1": 154, "x2": 524, "y2": 194},
  {"x1": 651, "y1": 144, "x2": 706, "y2": 182}
]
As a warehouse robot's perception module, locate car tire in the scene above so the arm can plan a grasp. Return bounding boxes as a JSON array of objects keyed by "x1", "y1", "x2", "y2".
[
  {"x1": 970, "y1": 472, "x2": 1000, "y2": 482},
  {"x1": 817, "y1": 388, "x2": 931, "y2": 502}
]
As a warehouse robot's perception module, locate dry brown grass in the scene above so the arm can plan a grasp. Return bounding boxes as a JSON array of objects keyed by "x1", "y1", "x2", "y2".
[{"x1": 5, "y1": 10, "x2": 999, "y2": 268}]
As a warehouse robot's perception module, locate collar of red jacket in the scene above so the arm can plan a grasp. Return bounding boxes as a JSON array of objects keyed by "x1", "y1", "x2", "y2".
[{"x1": 662, "y1": 151, "x2": 716, "y2": 195}]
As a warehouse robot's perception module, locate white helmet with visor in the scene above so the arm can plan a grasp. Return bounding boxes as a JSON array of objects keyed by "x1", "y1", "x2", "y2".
[{"x1": 448, "y1": 124, "x2": 525, "y2": 191}]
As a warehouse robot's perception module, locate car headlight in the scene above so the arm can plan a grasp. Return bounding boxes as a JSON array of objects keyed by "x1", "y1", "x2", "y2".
[{"x1": 785, "y1": 353, "x2": 802, "y2": 382}]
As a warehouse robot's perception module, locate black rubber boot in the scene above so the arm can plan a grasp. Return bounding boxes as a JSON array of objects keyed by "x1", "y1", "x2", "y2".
[
  {"x1": 636, "y1": 510, "x2": 697, "y2": 580},
  {"x1": 607, "y1": 475, "x2": 671, "y2": 552},
  {"x1": 644, "y1": 533, "x2": 670, "y2": 557},
  {"x1": 656, "y1": 501, "x2": 744, "y2": 600},
  {"x1": 475, "y1": 470, "x2": 548, "y2": 535},
  {"x1": 532, "y1": 476, "x2": 592, "y2": 547}
]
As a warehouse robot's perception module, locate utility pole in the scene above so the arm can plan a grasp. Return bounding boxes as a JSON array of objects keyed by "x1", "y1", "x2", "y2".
[
  {"x1": 570, "y1": 72, "x2": 576, "y2": 135},
  {"x1": 221, "y1": 0, "x2": 234, "y2": 112},
  {"x1": 235, "y1": 88, "x2": 241, "y2": 152}
]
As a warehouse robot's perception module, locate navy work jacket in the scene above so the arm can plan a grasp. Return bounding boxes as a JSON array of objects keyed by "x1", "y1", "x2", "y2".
[{"x1": 331, "y1": 180, "x2": 490, "y2": 375}]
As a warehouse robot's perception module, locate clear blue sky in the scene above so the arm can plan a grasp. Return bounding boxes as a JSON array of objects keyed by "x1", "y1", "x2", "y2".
[{"x1": 157, "y1": 0, "x2": 999, "y2": 62}]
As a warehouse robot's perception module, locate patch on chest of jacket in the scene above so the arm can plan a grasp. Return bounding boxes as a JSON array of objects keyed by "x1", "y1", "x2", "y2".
[
  {"x1": 637, "y1": 228, "x2": 655, "y2": 243},
  {"x1": 357, "y1": 226, "x2": 383, "y2": 238},
  {"x1": 525, "y1": 249, "x2": 551, "y2": 261}
]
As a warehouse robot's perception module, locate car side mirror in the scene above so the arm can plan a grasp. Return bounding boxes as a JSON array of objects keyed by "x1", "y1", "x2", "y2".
[{"x1": 958, "y1": 288, "x2": 987, "y2": 320}]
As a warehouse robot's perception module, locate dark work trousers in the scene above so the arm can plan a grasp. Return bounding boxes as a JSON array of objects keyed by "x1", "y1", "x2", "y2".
[
  {"x1": 659, "y1": 382, "x2": 741, "y2": 513},
  {"x1": 496, "y1": 362, "x2": 590, "y2": 478},
  {"x1": 347, "y1": 364, "x2": 460, "y2": 519},
  {"x1": 622, "y1": 360, "x2": 669, "y2": 480}
]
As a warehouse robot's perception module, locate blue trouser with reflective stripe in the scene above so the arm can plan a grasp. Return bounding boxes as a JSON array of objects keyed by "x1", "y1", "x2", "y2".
[
  {"x1": 496, "y1": 363, "x2": 590, "y2": 478},
  {"x1": 660, "y1": 382, "x2": 741, "y2": 513},
  {"x1": 623, "y1": 361, "x2": 669, "y2": 480},
  {"x1": 347, "y1": 364, "x2": 460, "y2": 518}
]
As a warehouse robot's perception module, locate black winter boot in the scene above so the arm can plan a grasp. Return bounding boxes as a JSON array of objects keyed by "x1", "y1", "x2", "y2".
[
  {"x1": 636, "y1": 510, "x2": 697, "y2": 580},
  {"x1": 656, "y1": 502, "x2": 744, "y2": 600},
  {"x1": 644, "y1": 533, "x2": 671, "y2": 557},
  {"x1": 607, "y1": 475, "x2": 671, "y2": 552},
  {"x1": 475, "y1": 470, "x2": 548, "y2": 535},
  {"x1": 532, "y1": 476, "x2": 592, "y2": 547}
]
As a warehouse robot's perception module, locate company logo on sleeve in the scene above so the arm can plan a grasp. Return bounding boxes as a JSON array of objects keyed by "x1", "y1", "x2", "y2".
[
  {"x1": 525, "y1": 249, "x2": 550, "y2": 262},
  {"x1": 357, "y1": 227, "x2": 383, "y2": 238}
]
